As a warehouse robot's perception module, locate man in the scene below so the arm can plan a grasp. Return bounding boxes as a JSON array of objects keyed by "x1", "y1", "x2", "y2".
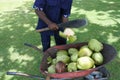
[{"x1": 33, "y1": 0, "x2": 73, "y2": 52}]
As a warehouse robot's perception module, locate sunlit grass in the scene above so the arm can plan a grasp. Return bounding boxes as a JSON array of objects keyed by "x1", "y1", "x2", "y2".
[
  {"x1": 71, "y1": 7, "x2": 119, "y2": 26},
  {"x1": 107, "y1": 33, "x2": 120, "y2": 44},
  {"x1": 0, "y1": 0, "x2": 32, "y2": 12},
  {"x1": 8, "y1": 46, "x2": 34, "y2": 63}
]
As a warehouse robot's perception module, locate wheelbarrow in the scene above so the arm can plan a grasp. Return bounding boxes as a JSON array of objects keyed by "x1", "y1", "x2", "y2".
[{"x1": 7, "y1": 42, "x2": 117, "y2": 80}]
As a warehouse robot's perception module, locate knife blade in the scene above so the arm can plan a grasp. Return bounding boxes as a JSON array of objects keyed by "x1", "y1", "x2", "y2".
[{"x1": 36, "y1": 19, "x2": 87, "y2": 32}]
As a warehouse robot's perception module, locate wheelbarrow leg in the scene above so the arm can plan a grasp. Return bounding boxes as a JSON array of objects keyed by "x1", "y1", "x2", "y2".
[{"x1": 46, "y1": 76, "x2": 50, "y2": 80}]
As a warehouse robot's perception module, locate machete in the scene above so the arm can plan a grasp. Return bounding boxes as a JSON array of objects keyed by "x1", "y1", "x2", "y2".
[{"x1": 36, "y1": 19, "x2": 87, "y2": 32}]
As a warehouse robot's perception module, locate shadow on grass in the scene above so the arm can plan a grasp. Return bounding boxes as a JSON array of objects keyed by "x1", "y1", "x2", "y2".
[
  {"x1": 0, "y1": 0, "x2": 120, "y2": 80},
  {"x1": 0, "y1": 1, "x2": 45, "y2": 80}
]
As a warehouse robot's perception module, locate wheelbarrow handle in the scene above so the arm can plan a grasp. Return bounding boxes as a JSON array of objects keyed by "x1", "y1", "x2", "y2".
[
  {"x1": 24, "y1": 43, "x2": 42, "y2": 52},
  {"x1": 6, "y1": 72, "x2": 66, "y2": 80},
  {"x1": 6, "y1": 72, "x2": 44, "y2": 79}
]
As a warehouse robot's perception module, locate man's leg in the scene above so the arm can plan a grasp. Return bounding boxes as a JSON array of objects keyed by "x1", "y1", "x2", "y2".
[
  {"x1": 54, "y1": 31, "x2": 66, "y2": 45},
  {"x1": 40, "y1": 33, "x2": 51, "y2": 52}
]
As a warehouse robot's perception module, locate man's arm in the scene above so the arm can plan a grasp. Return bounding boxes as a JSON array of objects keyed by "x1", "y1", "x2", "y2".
[
  {"x1": 61, "y1": 0, "x2": 73, "y2": 23},
  {"x1": 62, "y1": 16, "x2": 69, "y2": 23},
  {"x1": 35, "y1": 9, "x2": 58, "y2": 30}
]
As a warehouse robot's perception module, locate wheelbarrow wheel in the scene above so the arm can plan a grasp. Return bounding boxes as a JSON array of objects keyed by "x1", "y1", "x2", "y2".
[{"x1": 83, "y1": 67, "x2": 110, "y2": 80}]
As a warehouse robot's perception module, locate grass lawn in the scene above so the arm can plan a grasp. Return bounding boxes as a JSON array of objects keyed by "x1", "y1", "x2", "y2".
[{"x1": 0, "y1": 0, "x2": 120, "y2": 80}]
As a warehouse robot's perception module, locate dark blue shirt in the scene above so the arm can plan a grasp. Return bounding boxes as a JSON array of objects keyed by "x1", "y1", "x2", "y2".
[{"x1": 33, "y1": 0, "x2": 73, "y2": 32}]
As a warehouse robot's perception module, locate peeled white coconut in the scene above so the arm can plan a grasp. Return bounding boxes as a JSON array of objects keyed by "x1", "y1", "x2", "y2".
[{"x1": 63, "y1": 28, "x2": 75, "y2": 37}]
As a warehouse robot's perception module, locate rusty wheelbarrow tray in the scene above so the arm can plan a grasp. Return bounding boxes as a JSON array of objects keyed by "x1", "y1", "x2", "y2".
[
  {"x1": 40, "y1": 42, "x2": 117, "y2": 79},
  {"x1": 7, "y1": 42, "x2": 117, "y2": 79}
]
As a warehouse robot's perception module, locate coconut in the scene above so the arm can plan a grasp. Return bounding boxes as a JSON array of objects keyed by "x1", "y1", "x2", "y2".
[{"x1": 55, "y1": 61, "x2": 66, "y2": 73}]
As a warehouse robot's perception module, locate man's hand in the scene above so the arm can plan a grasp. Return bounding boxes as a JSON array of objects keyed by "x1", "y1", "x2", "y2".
[{"x1": 48, "y1": 23, "x2": 59, "y2": 31}]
